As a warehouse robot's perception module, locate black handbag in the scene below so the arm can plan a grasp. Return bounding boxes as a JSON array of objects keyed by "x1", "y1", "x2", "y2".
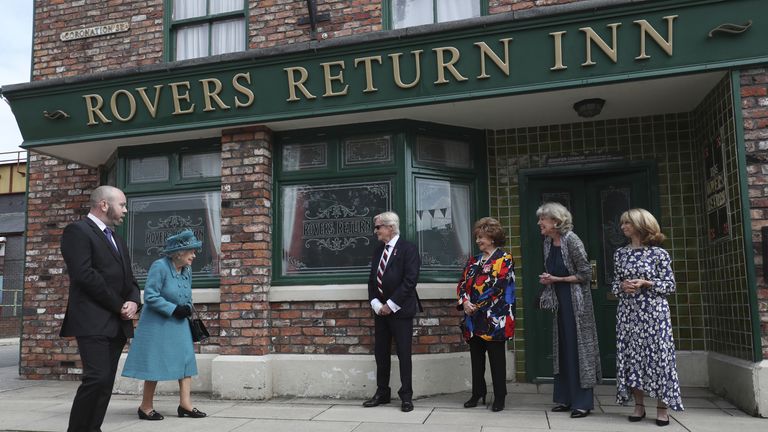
[{"x1": 188, "y1": 304, "x2": 209, "y2": 342}]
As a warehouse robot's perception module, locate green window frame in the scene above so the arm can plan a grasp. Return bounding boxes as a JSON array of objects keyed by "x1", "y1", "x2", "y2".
[
  {"x1": 109, "y1": 139, "x2": 222, "y2": 288},
  {"x1": 273, "y1": 120, "x2": 488, "y2": 285},
  {"x1": 165, "y1": 0, "x2": 248, "y2": 62},
  {"x1": 382, "y1": 0, "x2": 488, "y2": 30}
]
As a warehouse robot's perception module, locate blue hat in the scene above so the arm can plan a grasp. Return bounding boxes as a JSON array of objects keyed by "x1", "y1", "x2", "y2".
[{"x1": 163, "y1": 229, "x2": 202, "y2": 254}]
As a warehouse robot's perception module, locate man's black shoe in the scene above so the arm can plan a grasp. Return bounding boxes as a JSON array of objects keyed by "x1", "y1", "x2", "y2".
[
  {"x1": 362, "y1": 393, "x2": 391, "y2": 407},
  {"x1": 401, "y1": 401, "x2": 414, "y2": 412}
]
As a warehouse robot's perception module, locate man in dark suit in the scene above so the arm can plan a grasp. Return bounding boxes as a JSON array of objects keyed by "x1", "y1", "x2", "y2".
[
  {"x1": 363, "y1": 211, "x2": 422, "y2": 412},
  {"x1": 60, "y1": 185, "x2": 141, "y2": 432}
]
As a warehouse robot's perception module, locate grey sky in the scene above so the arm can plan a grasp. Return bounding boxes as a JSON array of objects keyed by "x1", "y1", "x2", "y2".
[{"x1": 0, "y1": 1, "x2": 33, "y2": 155}]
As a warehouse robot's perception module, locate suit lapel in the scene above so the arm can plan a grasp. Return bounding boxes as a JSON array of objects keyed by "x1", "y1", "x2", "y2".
[{"x1": 85, "y1": 219, "x2": 122, "y2": 262}]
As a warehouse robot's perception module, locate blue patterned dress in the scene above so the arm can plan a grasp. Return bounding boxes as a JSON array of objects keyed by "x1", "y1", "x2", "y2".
[{"x1": 612, "y1": 246, "x2": 683, "y2": 411}]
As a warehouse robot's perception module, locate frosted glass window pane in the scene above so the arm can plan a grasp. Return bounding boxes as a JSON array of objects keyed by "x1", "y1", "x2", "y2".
[
  {"x1": 437, "y1": 0, "x2": 480, "y2": 22},
  {"x1": 210, "y1": 0, "x2": 244, "y2": 14},
  {"x1": 212, "y1": 18, "x2": 245, "y2": 55},
  {"x1": 392, "y1": 0, "x2": 432, "y2": 29},
  {"x1": 416, "y1": 179, "x2": 471, "y2": 269},
  {"x1": 129, "y1": 156, "x2": 169, "y2": 184},
  {"x1": 176, "y1": 23, "x2": 208, "y2": 61},
  {"x1": 181, "y1": 152, "x2": 221, "y2": 179},
  {"x1": 173, "y1": 0, "x2": 206, "y2": 20}
]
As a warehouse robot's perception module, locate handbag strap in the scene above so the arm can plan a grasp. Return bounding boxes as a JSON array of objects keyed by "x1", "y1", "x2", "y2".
[{"x1": 189, "y1": 303, "x2": 200, "y2": 319}]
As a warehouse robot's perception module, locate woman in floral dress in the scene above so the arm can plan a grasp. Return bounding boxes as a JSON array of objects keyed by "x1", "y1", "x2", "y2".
[{"x1": 613, "y1": 208, "x2": 683, "y2": 427}]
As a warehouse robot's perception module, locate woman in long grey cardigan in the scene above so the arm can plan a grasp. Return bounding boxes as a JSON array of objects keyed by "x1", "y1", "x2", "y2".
[{"x1": 537, "y1": 202, "x2": 601, "y2": 418}]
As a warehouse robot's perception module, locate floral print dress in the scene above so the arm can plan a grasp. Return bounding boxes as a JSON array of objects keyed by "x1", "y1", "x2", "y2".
[{"x1": 612, "y1": 246, "x2": 683, "y2": 411}]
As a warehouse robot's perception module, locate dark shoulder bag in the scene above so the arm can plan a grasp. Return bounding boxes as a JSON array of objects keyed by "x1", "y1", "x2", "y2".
[{"x1": 188, "y1": 304, "x2": 209, "y2": 343}]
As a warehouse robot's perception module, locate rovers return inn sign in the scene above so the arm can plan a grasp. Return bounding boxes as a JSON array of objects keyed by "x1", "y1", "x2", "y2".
[{"x1": 3, "y1": 0, "x2": 767, "y2": 149}]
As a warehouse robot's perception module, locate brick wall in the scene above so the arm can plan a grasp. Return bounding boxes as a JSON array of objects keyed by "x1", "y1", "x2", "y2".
[
  {"x1": 32, "y1": 0, "x2": 164, "y2": 80},
  {"x1": 270, "y1": 299, "x2": 464, "y2": 355},
  {"x1": 489, "y1": 0, "x2": 581, "y2": 14},
  {"x1": 740, "y1": 68, "x2": 768, "y2": 360},
  {"x1": 21, "y1": 154, "x2": 99, "y2": 379}
]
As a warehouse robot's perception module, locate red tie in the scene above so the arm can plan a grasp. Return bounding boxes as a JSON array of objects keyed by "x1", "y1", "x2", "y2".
[{"x1": 376, "y1": 245, "x2": 390, "y2": 296}]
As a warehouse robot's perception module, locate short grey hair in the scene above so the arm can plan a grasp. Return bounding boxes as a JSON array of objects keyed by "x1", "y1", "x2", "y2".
[
  {"x1": 536, "y1": 202, "x2": 574, "y2": 234},
  {"x1": 374, "y1": 211, "x2": 400, "y2": 235}
]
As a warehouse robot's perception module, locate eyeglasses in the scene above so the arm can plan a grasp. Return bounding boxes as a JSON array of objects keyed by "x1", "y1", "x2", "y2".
[{"x1": 374, "y1": 224, "x2": 387, "y2": 230}]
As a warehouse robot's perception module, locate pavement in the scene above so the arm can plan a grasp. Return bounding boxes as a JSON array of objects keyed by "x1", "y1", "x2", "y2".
[{"x1": 1, "y1": 339, "x2": 767, "y2": 431}]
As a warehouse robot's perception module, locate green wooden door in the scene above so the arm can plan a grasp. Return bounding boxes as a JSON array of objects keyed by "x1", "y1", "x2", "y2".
[{"x1": 522, "y1": 168, "x2": 653, "y2": 381}]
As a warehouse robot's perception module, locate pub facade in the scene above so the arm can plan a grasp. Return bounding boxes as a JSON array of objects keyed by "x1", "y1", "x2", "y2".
[{"x1": 3, "y1": 0, "x2": 767, "y2": 415}]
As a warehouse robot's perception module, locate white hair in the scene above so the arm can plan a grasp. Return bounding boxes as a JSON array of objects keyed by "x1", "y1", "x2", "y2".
[{"x1": 374, "y1": 211, "x2": 400, "y2": 235}]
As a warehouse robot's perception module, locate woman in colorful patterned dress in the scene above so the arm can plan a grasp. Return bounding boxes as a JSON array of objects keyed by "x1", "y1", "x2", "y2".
[
  {"x1": 456, "y1": 217, "x2": 516, "y2": 412},
  {"x1": 613, "y1": 208, "x2": 683, "y2": 426},
  {"x1": 537, "y1": 202, "x2": 601, "y2": 419}
]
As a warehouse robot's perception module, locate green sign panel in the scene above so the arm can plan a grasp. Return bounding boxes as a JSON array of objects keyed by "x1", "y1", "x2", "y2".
[{"x1": 3, "y1": 0, "x2": 767, "y2": 147}]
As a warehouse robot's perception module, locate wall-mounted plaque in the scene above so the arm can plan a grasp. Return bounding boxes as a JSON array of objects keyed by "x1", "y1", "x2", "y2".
[
  {"x1": 703, "y1": 131, "x2": 730, "y2": 242},
  {"x1": 60, "y1": 22, "x2": 130, "y2": 42},
  {"x1": 281, "y1": 180, "x2": 391, "y2": 275}
]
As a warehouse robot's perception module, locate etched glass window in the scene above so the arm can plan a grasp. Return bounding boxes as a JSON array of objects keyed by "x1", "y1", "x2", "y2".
[
  {"x1": 129, "y1": 156, "x2": 169, "y2": 184},
  {"x1": 282, "y1": 142, "x2": 328, "y2": 171},
  {"x1": 127, "y1": 191, "x2": 221, "y2": 279},
  {"x1": 416, "y1": 179, "x2": 472, "y2": 269},
  {"x1": 281, "y1": 181, "x2": 392, "y2": 275},
  {"x1": 181, "y1": 152, "x2": 221, "y2": 179},
  {"x1": 391, "y1": 0, "x2": 482, "y2": 29},
  {"x1": 343, "y1": 135, "x2": 393, "y2": 168},
  {"x1": 415, "y1": 135, "x2": 472, "y2": 169}
]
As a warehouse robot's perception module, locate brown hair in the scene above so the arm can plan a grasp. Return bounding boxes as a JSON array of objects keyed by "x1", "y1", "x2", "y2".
[
  {"x1": 473, "y1": 217, "x2": 506, "y2": 247},
  {"x1": 620, "y1": 208, "x2": 666, "y2": 246}
]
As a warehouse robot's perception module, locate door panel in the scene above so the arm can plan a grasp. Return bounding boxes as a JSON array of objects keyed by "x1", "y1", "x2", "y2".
[{"x1": 523, "y1": 170, "x2": 651, "y2": 381}]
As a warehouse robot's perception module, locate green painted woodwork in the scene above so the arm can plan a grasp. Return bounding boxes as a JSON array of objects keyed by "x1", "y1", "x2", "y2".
[{"x1": 4, "y1": 0, "x2": 767, "y2": 148}]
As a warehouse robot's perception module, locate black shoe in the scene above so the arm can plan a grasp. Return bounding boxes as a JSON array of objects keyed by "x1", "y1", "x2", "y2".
[
  {"x1": 570, "y1": 409, "x2": 590, "y2": 418},
  {"x1": 463, "y1": 394, "x2": 486, "y2": 408},
  {"x1": 629, "y1": 404, "x2": 646, "y2": 422},
  {"x1": 362, "y1": 393, "x2": 391, "y2": 407},
  {"x1": 491, "y1": 397, "x2": 505, "y2": 412},
  {"x1": 551, "y1": 404, "x2": 571, "y2": 412},
  {"x1": 177, "y1": 405, "x2": 207, "y2": 418},
  {"x1": 656, "y1": 406, "x2": 669, "y2": 426},
  {"x1": 401, "y1": 401, "x2": 414, "y2": 412},
  {"x1": 137, "y1": 408, "x2": 164, "y2": 420}
]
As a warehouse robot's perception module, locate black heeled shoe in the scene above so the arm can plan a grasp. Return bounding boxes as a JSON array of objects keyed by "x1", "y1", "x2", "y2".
[
  {"x1": 463, "y1": 394, "x2": 486, "y2": 408},
  {"x1": 570, "y1": 409, "x2": 590, "y2": 418},
  {"x1": 137, "y1": 408, "x2": 164, "y2": 420},
  {"x1": 491, "y1": 397, "x2": 505, "y2": 412},
  {"x1": 629, "y1": 404, "x2": 646, "y2": 422},
  {"x1": 656, "y1": 406, "x2": 669, "y2": 426},
  {"x1": 551, "y1": 404, "x2": 571, "y2": 412},
  {"x1": 177, "y1": 405, "x2": 207, "y2": 418}
]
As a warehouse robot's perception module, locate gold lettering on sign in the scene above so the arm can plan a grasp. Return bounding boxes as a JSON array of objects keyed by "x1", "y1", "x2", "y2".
[
  {"x1": 433, "y1": 47, "x2": 468, "y2": 84},
  {"x1": 354, "y1": 55, "x2": 383, "y2": 93},
  {"x1": 389, "y1": 50, "x2": 423, "y2": 89},
  {"x1": 475, "y1": 38, "x2": 513, "y2": 79},
  {"x1": 110, "y1": 89, "x2": 137, "y2": 121},
  {"x1": 284, "y1": 66, "x2": 317, "y2": 101},
  {"x1": 550, "y1": 31, "x2": 567, "y2": 71},
  {"x1": 634, "y1": 15, "x2": 677, "y2": 60},
  {"x1": 136, "y1": 85, "x2": 163, "y2": 118},
  {"x1": 83, "y1": 94, "x2": 112, "y2": 125},
  {"x1": 232, "y1": 72, "x2": 255, "y2": 108},
  {"x1": 580, "y1": 23, "x2": 621, "y2": 66},
  {"x1": 199, "y1": 78, "x2": 231, "y2": 112},
  {"x1": 169, "y1": 81, "x2": 195, "y2": 115},
  {"x1": 320, "y1": 60, "x2": 349, "y2": 97}
]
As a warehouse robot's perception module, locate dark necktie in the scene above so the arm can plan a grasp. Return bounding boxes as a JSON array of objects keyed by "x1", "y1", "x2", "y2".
[
  {"x1": 376, "y1": 245, "x2": 391, "y2": 296},
  {"x1": 103, "y1": 227, "x2": 119, "y2": 254}
]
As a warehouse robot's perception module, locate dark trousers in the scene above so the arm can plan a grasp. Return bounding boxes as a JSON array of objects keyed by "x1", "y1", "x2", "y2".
[
  {"x1": 553, "y1": 284, "x2": 594, "y2": 410},
  {"x1": 68, "y1": 334, "x2": 126, "y2": 432},
  {"x1": 468, "y1": 336, "x2": 507, "y2": 399},
  {"x1": 374, "y1": 314, "x2": 414, "y2": 401}
]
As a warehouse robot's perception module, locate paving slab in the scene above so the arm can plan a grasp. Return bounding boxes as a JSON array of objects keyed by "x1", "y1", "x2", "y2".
[{"x1": 313, "y1": 404, "x2": 431, "y2": 424}]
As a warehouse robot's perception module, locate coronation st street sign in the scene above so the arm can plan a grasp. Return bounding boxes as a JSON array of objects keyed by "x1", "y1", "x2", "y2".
[{"x1": 4, "y1": 0, "x2": 766, "y2": 146}]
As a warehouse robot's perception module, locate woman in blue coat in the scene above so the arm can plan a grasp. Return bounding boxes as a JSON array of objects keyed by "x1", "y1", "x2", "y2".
[{"x1": 122, "y1": 229, "x2": 207, "y2": 420}]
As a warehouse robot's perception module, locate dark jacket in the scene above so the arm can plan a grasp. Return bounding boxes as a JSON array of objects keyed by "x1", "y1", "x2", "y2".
[
  {"x1": 367, "y1": 238, "x2": 422, "y2": 318},
  {"x1": 60, "y1": 218, "x2": 141, "y2": 338}
]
